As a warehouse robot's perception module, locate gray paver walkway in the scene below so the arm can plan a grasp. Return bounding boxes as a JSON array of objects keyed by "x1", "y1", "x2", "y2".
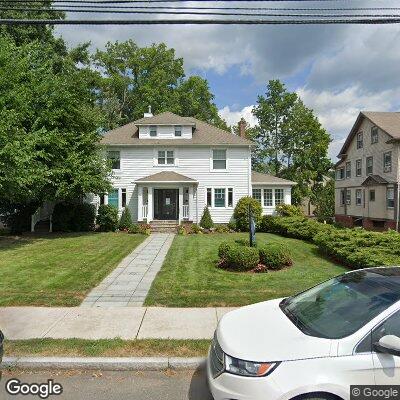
[{"x1": 81, "y1": 233, "x2": 174, "y2": 307}]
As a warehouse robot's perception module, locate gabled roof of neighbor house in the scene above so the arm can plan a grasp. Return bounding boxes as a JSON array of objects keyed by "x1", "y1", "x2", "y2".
[
  {"x1": 135, "y1": 171, "x2": 198, "y2": 183},
  {"x1": 338, "y1": 111, "x2": 400, "y2": 157},
  {"x1": 251, "y1": 171, "x2": 296, "y2": 186},
  {"x1": 100, "y1": 112, "x2": 253, "y2": 146},
  {"x1": 361, "y1": 175, "x2": 389, "y2": 186}
]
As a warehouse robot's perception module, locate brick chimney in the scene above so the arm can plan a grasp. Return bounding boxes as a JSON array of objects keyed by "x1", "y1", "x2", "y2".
[{"x1": 238, "y1": 118, "x2": 246, "y2": 138}]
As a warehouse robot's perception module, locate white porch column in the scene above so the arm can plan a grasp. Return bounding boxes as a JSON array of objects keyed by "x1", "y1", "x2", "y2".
[
  {"x1": 188, "y1": 185, "x2": 194, "y2": 221},
  {"x1": 178, "y1": 186, "x2": 183, "y2": 224},
  {"x1": 147, "y1": 187, "x2": 153, "y2": 222},
  {"x1": 138, "y1": 185, "x2": 143, "y2": 221}
]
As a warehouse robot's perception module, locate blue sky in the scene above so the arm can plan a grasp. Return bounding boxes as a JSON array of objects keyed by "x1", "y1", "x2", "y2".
[{"x1": 58, "y1": 1, "x2": 400, "y2": 160}]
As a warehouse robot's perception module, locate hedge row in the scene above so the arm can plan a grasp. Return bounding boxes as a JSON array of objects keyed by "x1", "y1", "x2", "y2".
[{"x1": 260, "y1": 216, "x2": 400, "y2": 269}]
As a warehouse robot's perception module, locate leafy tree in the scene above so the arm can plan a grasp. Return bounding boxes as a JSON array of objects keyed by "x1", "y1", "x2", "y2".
[
  {"x1": 200, "y1": 206, "x2": 214, "y2": 229},
  {"x1": 233, "y1": 196, "x2": 262, "y2": 232},
  {"x1": 252, "y1": 80, "x2": 331, "y2": 204},
  {"x1": 0, "y1": 37, "x2": 111, "y2": 218},
  {"x1": 176, "y1": 76, "x2": 228, "y2": 130},
  {"x1": 313, "y1": 178, "x2": 335, "y2": 223}
]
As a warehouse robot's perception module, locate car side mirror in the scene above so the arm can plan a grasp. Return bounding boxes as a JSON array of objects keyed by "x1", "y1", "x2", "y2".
[{"x1": 373, "y1": 335, "x2": 400, "y2": 357}]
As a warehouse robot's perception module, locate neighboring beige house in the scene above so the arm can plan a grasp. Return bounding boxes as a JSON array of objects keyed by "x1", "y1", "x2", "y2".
[{"x1": 335, "y1": 112, "x2": 400, "y2": 231}]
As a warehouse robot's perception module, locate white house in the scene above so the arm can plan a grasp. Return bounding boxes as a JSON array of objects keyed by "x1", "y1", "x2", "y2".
[{"x1": 94, "y1": 111, "x2": 295, "y2": 227}]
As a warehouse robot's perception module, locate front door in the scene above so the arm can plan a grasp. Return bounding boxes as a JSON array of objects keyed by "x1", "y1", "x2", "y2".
[{"x1": 154, "y1": 189, "x2": 178, "y2": 220}]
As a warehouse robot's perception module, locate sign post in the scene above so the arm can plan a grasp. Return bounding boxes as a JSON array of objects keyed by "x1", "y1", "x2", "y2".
[{"x1": 249, "y1": 204, "x2": 256, "y2": 247}]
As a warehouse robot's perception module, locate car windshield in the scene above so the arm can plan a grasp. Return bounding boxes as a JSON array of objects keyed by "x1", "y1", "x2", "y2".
[{"x1": 280, "y1": 268, "x2": 400, "y2": 339}]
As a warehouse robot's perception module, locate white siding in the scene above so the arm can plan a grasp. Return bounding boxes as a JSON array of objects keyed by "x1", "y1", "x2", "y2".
[{"x1": 138, "y1": 125, "x2": 193, "y2": 139}]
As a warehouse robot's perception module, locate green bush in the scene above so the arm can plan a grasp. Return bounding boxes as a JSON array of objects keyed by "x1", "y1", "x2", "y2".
[
  {"x1": 275, "y1": 204, "x2": 303, "y2": 217},
  {"x1": 235, "y1": 238, "x2": 250, "y2": 247},
  {"x1": 178, "y1": 225, "x2": 187, "y2": 235},
  {"x1": 218, "y1": 241, "x2": 233, "y2": 259},
  {"x1": 259, "y1": 243, "x2": 293, "y2": 270},
  {"x1": 215, "y1": 224, "x2": 229, "y2": 233},
  {"x1": 227, "y1": 219, "x2": 237, "y2": 231},
  {"x1": 200, "y1": 206, "x2": 214, "y2": 229},
  {"x1": 224, "y1": 245, "x2": 260, "y2": 271},
  {"x1": 233, "y1": 196, "x2": 263, "y2": 232},
  {"x1": 53, "y1": 202, "x2": 95, "y2": 232},
  {"x1": 139, "y1": 223, "x2": 151, "y2": 235},
  {"x1": 191, "y1": 224, "x2": 202, "y2": 234},
  {"x1": 96, "y1": 204, "x2": 118, "y2": 232},
  {"x1": 118, "y1": 208, "x2": 132, "y2": 231},
  {"x1": 128, "y1": 223, "x2": 140, "y2": 234}
]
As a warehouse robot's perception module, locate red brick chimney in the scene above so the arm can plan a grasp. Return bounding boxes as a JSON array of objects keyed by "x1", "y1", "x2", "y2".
[{"x1": 238, "y1": 118, "x2": 246, "y2": 138}]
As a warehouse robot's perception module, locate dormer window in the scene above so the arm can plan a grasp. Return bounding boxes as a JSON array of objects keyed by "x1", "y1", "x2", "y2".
[
  {"x1": 150, "y1": 126, "x2": 157, "y2": 137},
  {"x1": 174, "y1": 125, "x2": 182, "y2": 137}
]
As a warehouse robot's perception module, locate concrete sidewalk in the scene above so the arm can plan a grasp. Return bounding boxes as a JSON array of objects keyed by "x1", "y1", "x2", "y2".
[{"x1": 0, "y1": 307, "x2": 236, "y2": 340}]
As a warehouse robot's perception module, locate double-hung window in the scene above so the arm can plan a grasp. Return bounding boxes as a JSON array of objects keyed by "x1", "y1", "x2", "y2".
[
  {"x1": 214, "y1": 188, "x2": 226, "y2": 207},
  {"x1": 150, "y1": 126, "x2": 157, "y2": 137},
  {"x1": 340, "y1": 189, "x2": 345, "y2": 206},
  {"x1": 174, "y1": 125, "x2": 182, "y2": 137},
  {"x1": 252, "y1": 188, "x2": 262, "y2": 204},
  {"x1": 387, "y1": 188, "x2": 395, "y2": 209},
  {"x1": 346, "y1": 189, "x2": 351, "y2": 205},
  {"x1": 158, "y1": 150, "x2": 174, "y2": 165},
  {"x1": 264, "y1": 189, "x2": 273, "y2": 206},
  {"x1": 275, "y1": 189, "x2": 284, "y2": 205},
  {"x1": 371, "y1": 126, "x2": 378, "y2": 144},
  {"x1": 336, "y1": 168, "x2": 345, "y2": 180},
  {"x1": 384, "y1": 151, "x2": 392, "y2": 173},
  {"x1": 356, "y1": 189, "x2": 362, "y2": 206},
  {"x1": 228, "y1": 188, "x2": 233, "y2": 207},
  {"x1": 345, "y1": 162, "x2": 351, "y2": 179},
  {"x1": 107, "y1": 151, "x2": 120, "y2": 170},
  {"x1": 357, "y1": 132, "x2": 363, "y2": 149},
  {"x1": 108, "y1": 189, "x2": 119, "y2": 209},
  {"x1": 356, "y1": 159, "x2": 362, "y2": 177},
  {"x1": 369, "y1": 190, "x2": 375, "y2": 202},
  {"x1": 212, "y1": 149, "x2": 227, "y2": 170},
  {"x1": 366, "y1": 156, "x2": 373, "y2": 175},
  {"x1": 206, "y1": 188, "x2": 212, "y2": 207}
]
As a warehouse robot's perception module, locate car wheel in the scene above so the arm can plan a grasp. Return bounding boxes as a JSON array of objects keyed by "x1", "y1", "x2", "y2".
[{"x1": 296, "y1": 393, "x2": 343, "y2": 400}]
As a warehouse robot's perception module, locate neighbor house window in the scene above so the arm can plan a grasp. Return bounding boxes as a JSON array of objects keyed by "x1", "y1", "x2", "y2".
[
  {"x1": 340, "y1": 189, "x2": 345, "y2": 206},
  {"x1": 212, "y1": 149, "x2": 227, "y2": 170},
  {"x1": 228, "y1": 188, "x2": 233, "y2": 207},
  {"x1": 336, "y1": 167, "x2": 345, "y2": 180},
  {"x1": 370, "y1": 190, "x2": 375, "y2": 202},
  {"x1": 387, "y1": 188, "x2": 395, "y2": 208},
  {"x1": 158, "y1": 150, "x2": 174, "y2": 165},
  {"x1": 384, "y1": 151, "x2": 392, "y2": 173},
  {"x1": 174, "y1": 125, "x2": 182, "y2": 137},
  {"x1": 346, "y1": 189, "x2": 351, "y2": 205},
  {"x1": 346, "y1": 161, "x2": 351, "y2": 179},
  {"x1": 121, "y1": 188, "x2": 127, "y2": 208},
  {"x1": 357, "y1": 132, "x2": 363, "y2": 149},
  {"x1": 214, "y1": 188, "x2": 226, "y2": 207},
  {"x1": 275, "y1": 189, "x2": 284, "y2": 205},
  {"x1": 107, "y1": 151, "x2": 120, "y2": 170},
  {"x1": 264, "y1": 189, "x2": 273, "y2": 207},
  {"x1": 206, "y1": 188, "x2": 212, "y2": 207},
  {"x1": 100, "y1": 195, "x2": 105, "y2": 205},
  {"x1": 150, "y1": 126, "x2": 157, "y2": 137},
  {"x1": 356, "y1": 159, "x2": 362, "y2": 177},
  {"x1": 108, "y1": 189, "x2": 119, "y2": 209},
  {"x1": 371, "y1": 126, "x2": 378, "y2": 144},
  {"x1": 252, "y1": 188, "x2": 262, "y2": 204},
  {"x1": 366, "y1": 156, "x2": 373, "y2": 175},
  {"x1": 356, "y1": 189, "x2": 362, "y2": 206}
]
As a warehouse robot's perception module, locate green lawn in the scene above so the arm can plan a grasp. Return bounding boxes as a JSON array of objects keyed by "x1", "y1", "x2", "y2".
[
  {"x1": 145, "y1": 233, "x2": 348, "y2": 307},
  {"x1": 0, "y1": 232, "x2": 145, "y2": 306}
]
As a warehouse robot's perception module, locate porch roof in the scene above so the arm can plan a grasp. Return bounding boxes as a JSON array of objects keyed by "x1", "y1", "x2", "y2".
[
  {"x1": 251, "y1": 171, "x2": 297, "y2": 186},
  {"x1": 134, "y1": 171, "x2": 198, "y2": 184},
  {"x1": 361, "y1": 174, "x2": 389, "y2": 186}
]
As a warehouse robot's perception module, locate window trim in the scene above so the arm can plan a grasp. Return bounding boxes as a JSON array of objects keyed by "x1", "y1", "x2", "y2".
[
  {"x1": 174, "y1": 125, "x2": 182, "y2": 137},
  {"x1": 149, "y1": 125, "x2": 157, "y2": 137},
  {"x1": 387, "y1": 187, "x2": 395, "y2": 209},
  {"x1": 107, "y1": 150, "x2": 121, "y2": 170},
  {"x1": 356, "y1": 132, "x2": 363, "y2": 149},
  {"x1": 102, "y1": 187, "x2": 126, "y2": 211},
  {"x1": 346, "y1": 189, "x2": 351, "y2": 205},
  {"x1": 371, "y1": 126, "x2": 378, "y2": 144},
  {"x1": 205, "y1": 187, "x2": 234, "y2": 208},
  {"x1": 356, "y1": 159, "x2": 362, "y2": 177},
  {"x1": 252, "y1": 188, "x2": 262, "y2": 204},
  {"x1": 369, "y1": 190, "x2": 375, "y2": 202},
  {"x1": 383, "y1": 151, "x2": 392, "y2": 173},
  {"x1": 264, "y1": 188, "x2": 273, "y2": 207},
  {"x1": 345, "y1": 161, "x2": 351, "y2": 179},
  {"x1": 336, "y1": 167, "x2": 345, "y2": 181},
  {"x1": 366, "y1": 156, "x2": 373, "y2": 176},
  {"x1": 210, "y1": 148, "x2": 228, "y2": 172},
  {"x1": 355, "y1": 189, "x2": 362, "y2": 206},
  {"x1": 154, "y1": 148, "x2": 178, "y2": 167}
]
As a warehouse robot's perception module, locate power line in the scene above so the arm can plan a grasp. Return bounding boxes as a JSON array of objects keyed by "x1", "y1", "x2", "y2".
[
  {"x1": 5, "y1": 7, "x2": 400, "y2": 18},
  {"x1": 1, "y1": 17, "x2": 400, "y2": 25}
]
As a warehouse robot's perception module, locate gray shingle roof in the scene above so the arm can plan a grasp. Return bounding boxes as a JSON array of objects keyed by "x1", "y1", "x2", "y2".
[
  {"x1": 100, "y1": 112, "x2": 253, "y2": 146},
  {"x1": 338, "y1": 111, "x2": 400, "y2": 157},
  {"x1": 134, "y1": 112, "x2": 196, "y2": 125},
  {"x1": 251, "y1": 171, "x2": 296, "y2": 186},
  {"x1": 135, "y1": 171, "x2": 197, "y2": 183},
  {"x1": 361, "y1": 175, "x2": 389, "y2": 186}
]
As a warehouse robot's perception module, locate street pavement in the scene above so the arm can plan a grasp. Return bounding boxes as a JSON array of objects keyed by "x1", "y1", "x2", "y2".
[{"x1": 0, "y1": 366, "x2": 213, "y2": 400}]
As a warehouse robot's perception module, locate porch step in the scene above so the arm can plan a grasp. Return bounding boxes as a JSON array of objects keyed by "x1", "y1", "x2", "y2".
[{"x1": 149, "y1": 220, "x2": 179, "y2": 233}]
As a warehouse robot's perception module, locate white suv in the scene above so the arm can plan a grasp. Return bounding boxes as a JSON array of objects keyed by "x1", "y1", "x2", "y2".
[{"x1": 207, "y1": 267, "x2": 400, "y2": 400}]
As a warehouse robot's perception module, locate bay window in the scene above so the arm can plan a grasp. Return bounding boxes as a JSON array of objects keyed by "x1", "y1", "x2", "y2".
[
  {"x1": 264, "y1": 189, "x2": 273, "y2": 206},
  {"x1": 252, "y1": 188, "x2": 262, "y2": 204},
  {"x1": 275, "y1": 189, "x2": 284, "y2": 205}
]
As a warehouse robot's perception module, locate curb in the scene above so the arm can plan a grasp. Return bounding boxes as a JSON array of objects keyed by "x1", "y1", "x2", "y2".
[{"x1": 1, "y1": 356, "x2": 206, "y2": 371}]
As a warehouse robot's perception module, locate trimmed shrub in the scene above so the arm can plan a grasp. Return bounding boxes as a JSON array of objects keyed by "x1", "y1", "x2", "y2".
[
  {"x1": 118, "y1": 208, "x2": 133, "y2": 231},
  {"x1": 178, "y1": 225, "x2": 187, "y2": 235},
  {"x1": 224, "y1": 245, "x2": 260, "y2": 271},
  {"x1": 218, "y1": 241, "x2": 233, "y2": 259},
  {"x1": 191, "y1": 224, "x2": 202, "y2": 234},
  {"x1": 275, "y1": 204, "x2": 303, "y2": 217},
  {"x1": 200, "y1": 206, "x2": 214, "y2": 229},
  {"x1": 227, "y1": 219, "x2": 237, "y2": 231},
  {"x1": 139, "y1": 223, "x2": 151, "y2": 235},
  {"x1": 215, "y1": 224, "x2": 229, "y2": 233},
  {"x1": 259, "y1": 243, "x2": 293, "y2": 270},
  {"x1": 235, "y1": 238, "x2": 250, "y2": 247},
  {"x1": 96, "y1": 204, "x2": 118, "y2": 232},
  {"x1": 128, "y1": 223, "x2": 140, "y2": 234},
  {"x1": 53, "y1": 202, "x2": 95, "y2": 232},
  {"x1": 233, "y1": 196, "x2": 263, "y2": 232}
]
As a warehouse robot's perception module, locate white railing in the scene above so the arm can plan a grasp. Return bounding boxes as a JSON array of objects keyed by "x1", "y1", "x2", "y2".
[
  {"x1": 182, "y1": 204, "x2": 189, "y2": 220},
  {"x1": 31, "y1": 208, "x2": 41, "y2": 232},
  {"x1": 142, "y1": 204, "x2": 148, "y2": 220}
]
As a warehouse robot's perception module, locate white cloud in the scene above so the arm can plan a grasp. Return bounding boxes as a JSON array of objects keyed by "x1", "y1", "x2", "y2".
[{"x1": 218, "y1": 105, "x2": 257, "y2": 127}]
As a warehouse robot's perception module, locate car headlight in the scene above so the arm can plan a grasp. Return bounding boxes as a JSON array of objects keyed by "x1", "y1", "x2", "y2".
[{"x1": 225, "y1": 354, "x2": 278, "y2": 377}]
